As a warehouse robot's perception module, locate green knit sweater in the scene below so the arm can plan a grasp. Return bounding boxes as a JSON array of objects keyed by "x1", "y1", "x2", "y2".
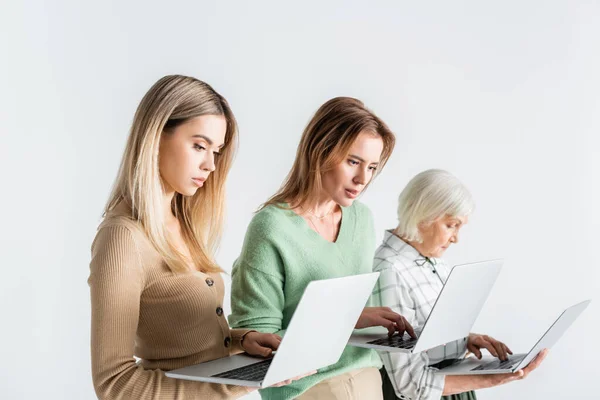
[{"x1": 228, "y1": 201, "x2": 382, "y2": 399}]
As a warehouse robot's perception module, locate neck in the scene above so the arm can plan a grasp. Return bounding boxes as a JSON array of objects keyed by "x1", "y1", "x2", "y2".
[
  {"x1": 408, "y1": 240, "x2": 432, "y2": 258},
  {"x1": 393, "y1": 228, "x2": 431, "y2": 258},
  {"x1": 301, "y1": 192, "x2": 338, "y2": 217},
  {"x1": 164, "y1": 190, "x2": 177, "y2": 226}
]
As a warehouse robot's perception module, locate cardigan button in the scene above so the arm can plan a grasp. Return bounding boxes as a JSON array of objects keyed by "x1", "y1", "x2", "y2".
[
  {"x1": 224, "y1": 336, "x2": 231, "y2": 347},
  {"x1": 216, "y1": 307, "x2": 224, "y2": 316},
  {"x1": 206, "y1": 278, "x2": 214, "y2": 287}
]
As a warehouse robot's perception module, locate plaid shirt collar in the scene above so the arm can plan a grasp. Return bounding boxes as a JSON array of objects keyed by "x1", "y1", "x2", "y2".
[{"x1": 382, "y1": 229, "x2": 438, "y2": 267}]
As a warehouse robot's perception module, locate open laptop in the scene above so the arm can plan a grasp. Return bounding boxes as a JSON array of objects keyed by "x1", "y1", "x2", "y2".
[
  {"x1": 165, "y1": 272, "x2": 380, "y2": 388},
  {"x1": 348, "y1": 259, "x2": 503, "y2": 353},
  {"x1": 434, "y1": 299, "x2": 591, "y2": 375}
]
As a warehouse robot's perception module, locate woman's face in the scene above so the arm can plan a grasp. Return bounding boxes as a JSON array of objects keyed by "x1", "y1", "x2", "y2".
[
  {"x1": 159, "y1": 115, "x2": 226, "y2": 197},
  {"x1": 321, "y1": 131, "x2": 384, "y2": 207},
  {"x1": 417, "y1": 215, "x2": 468, "y2": 258}
]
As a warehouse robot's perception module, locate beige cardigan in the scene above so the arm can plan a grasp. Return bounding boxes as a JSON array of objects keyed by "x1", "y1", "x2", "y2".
[{"x1": 88, "y1": 204, "x2": 250, "y2": 399}]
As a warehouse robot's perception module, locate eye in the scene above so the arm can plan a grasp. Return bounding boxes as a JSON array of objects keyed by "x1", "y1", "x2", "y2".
[
  {"x1": 348, "y1": 159, "x2": 359, "y2": 166},
  {"x1": 369, "y1": 165, "x2": 377, "y2": 171},
  {"x1": 193, "y1": 143, "x2": 206, "y2": 151}
]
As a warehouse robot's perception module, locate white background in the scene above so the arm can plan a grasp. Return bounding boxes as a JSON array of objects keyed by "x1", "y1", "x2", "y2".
[{"x1": 1, "y1": 1, "x2": 598, "y2": 399}]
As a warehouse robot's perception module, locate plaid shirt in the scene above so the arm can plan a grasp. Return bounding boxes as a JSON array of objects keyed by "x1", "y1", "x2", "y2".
[{"x1": 372, "y1": 230, "x2": 468, "y2": 400}]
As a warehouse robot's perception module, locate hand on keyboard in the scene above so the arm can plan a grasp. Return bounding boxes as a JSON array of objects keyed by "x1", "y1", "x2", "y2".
[
  {"x1": 467, "y1": 333, "x2": 513, "y2": 361},
  {"x1": 356, "y1": 307, "x2": 417, "y2": 338},
  {"x1": 241, "y1": 332, "x2": 282, "y2": 357}
]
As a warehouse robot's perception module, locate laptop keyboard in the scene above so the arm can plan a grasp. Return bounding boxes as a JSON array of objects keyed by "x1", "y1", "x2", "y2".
[
  {"x1": 211, "y1": 358, "x2": 273, "y2": 381},
  {"x1": 470, "y1": 354, "x2": 526, "y2": 371},
  {"x1": 366, "y1": 332, "x2": 419, "y2": 349}
]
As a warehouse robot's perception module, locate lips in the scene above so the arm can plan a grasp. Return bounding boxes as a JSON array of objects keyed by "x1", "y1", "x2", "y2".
[
  {"x1": 192, "y1": 178, "x2": 206, "y2": 187},
  {"x1": 345, "y1": 188, "x2": 360, "y2": 199}
]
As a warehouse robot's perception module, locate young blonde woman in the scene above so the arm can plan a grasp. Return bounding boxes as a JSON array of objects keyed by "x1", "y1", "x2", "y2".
[
  {"x1": 88, "y1": 75, "x2": 295, "y2": 399},
  {"x1": 228, "y1": 97, "x2": 415, "y2": 400},
  {"x1": 374, "y1": 169, "x2": 548, "y2": 400}
]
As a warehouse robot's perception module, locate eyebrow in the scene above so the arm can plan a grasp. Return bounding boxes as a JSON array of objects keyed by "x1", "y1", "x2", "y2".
[
  {"x1": 193, "y1": 134, "x2": 225, "y2": 149},
  {"x1": 348, "y1": 154, "x2": 379, "y2": 165}
]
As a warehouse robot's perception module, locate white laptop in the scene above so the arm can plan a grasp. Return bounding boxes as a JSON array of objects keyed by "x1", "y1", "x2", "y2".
[
  {"x1": 348, "y1": 260, "x2": 503, "y2": 353},
  {"x1": 434, "y1": 299, "x2": 591, "y2": 375},
  {"x1": 165, "y1": 272, "x2": 380, "y2": 388}
]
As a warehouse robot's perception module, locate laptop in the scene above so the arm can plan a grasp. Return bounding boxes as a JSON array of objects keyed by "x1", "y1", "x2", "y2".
[
  {"x1": 348, "y1": 259, "x2": 503, "y2": 353},
  {"x1": 434, "y1": 299, "x2": 591, "y2": 375},
  {"x1": 165, "y1": 272, "x2": 380, "y2": 387}
]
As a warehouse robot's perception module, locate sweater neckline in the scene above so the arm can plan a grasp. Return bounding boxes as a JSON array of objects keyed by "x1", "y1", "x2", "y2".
[{"x1": 283, "y1": 203, "x2": 350, "y2": 246}]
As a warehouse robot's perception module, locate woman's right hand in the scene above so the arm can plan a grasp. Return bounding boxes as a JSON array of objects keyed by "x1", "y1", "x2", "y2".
[
  {"x1": 356, "y1": 307, "x2": 416, "y2": 338},
  {"x1": 241, "y1": 332, "x2": 281, "y2": 357}
]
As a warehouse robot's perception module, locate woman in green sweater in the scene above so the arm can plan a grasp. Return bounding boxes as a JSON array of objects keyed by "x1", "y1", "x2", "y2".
[{"x1": 229, "y1": 97, "x2": 414, "y2": 399}]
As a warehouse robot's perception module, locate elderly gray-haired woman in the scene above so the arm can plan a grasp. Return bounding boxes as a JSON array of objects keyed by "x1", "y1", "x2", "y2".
[{"x1": 373, "y1": 169, "x2": 547, "y2": 400}]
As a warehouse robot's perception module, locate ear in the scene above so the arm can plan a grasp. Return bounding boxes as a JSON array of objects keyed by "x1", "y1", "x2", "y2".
[{"x1": 417, "y1": 219, "x2": 436, "y2": 230}]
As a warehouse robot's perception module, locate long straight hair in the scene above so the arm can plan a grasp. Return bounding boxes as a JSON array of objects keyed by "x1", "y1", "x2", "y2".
[
  {"x1": 105, "y1": 75, "x2": 238, "y2": 273},
  {"x1": 262, "y1": 97, "x2": 395, "y2": 210}
]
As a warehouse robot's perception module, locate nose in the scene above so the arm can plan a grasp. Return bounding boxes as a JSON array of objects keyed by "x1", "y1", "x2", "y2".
[
  {"x1": 201, "y1": 152, "x2": 216, "y2": 172},
  {"x1": 451, "y1": 232, "x2": 459, "y2": 244},
  {"x1": 353, "y1": 166, "x2": 368, "y2": 186}
]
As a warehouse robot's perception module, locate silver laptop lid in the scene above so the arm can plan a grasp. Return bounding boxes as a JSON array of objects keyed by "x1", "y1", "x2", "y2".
[
  {"x1": 262, "y1": 272, "x2": 379, "y2": 387},
  {"x1": 413, "y1": 259, "x2": 503, "y2": 353},
  {"x1": 515, "y1": 299, "x2": 591, "y2": 370}
]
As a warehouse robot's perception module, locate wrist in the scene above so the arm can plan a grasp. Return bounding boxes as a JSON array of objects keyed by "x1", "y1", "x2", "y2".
[
  {"x1": 443, "y1": 374, "x2": 492, "y2": 395},
  {"x1": 477, "y1": 373, "x2": 501, "y2": 390},
  {"x1": 240, "y1": 330, "x2": 257, "y2": 350}
]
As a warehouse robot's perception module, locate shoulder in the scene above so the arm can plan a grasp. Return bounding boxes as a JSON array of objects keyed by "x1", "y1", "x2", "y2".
[
  {"x1": 91, "y1": 210, "x2": 156, "y2": 266},
  {"x1": 349, "y1": 200, "x2": 373, "y2": 220},
  {"x1": 96, "y1": 211, "x2": 145, "y2": 242},
  {"x1": 346, "y1": 201, "x2": 374, "y2": 234},
  {"x1": 92, "y1": 220, "x2": 139, "y2": 260},
  {"x1": 374, "y1": 245, "x2": 414, "y2": 275},
  {"x1": 247, "y1": 204, "x2": 294, "y2": 238},
  {"x1": 89, "y1": 218, "x2": 150, "y2": 286}
]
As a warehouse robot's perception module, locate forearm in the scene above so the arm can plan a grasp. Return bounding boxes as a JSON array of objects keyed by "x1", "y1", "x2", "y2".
[
  {"x1": 442, "y1": 375, "x2": 493, "y2": 396},
  {"x1": 229, "y1": 261, "x2": 285, "y2": 333}
]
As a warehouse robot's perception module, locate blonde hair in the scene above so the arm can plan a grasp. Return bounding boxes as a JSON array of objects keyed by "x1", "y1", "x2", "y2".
[
  {"x1": 396, "y1": 169, "x2": 475, "y2": 243},
  {"x1": 262, "y1": 97, "x2": 395, "y2": 210},
  {"x1": 105, "y1": 75, "x2": 238, "y2": 273}
]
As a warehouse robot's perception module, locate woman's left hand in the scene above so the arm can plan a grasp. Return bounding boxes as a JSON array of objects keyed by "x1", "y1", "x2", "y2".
[
  {"x1": 467, "y1": 333, "x2": 513, "y2": 361},
  {"x1": 241, "y1": 331, "x2": 282, "y2": 357}
]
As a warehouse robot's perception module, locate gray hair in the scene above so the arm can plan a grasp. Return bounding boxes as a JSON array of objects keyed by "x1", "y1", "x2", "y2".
[{"x1": 396, "y1": 169, "x2": 475, "y2": 243}]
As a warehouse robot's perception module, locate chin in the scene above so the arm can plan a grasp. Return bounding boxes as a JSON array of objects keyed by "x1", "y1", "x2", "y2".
[
  {"x1": 178, "y1": 186, "x2": 199, "y2": 197},
  {"x1": 335, "y1": 197, "x2": 354, "y2": 208}
]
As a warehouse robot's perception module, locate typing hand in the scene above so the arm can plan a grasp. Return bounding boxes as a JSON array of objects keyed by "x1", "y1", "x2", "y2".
[
  {"x1": 356, "y1": 307, "x2": 417, "y2": 338},
  {"x1": 468, "y1": 333, "x2": 513, "y2": 361},
  {"x1": 241, "y1": 332, "x2": 281, "y2": 357}
]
